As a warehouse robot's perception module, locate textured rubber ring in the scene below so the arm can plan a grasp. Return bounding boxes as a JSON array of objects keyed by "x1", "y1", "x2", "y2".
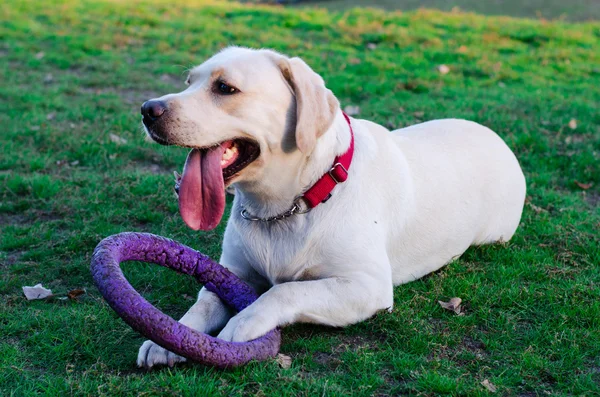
[{"x1": 90, "y1": 232, "x2": 281, "y2": 368}]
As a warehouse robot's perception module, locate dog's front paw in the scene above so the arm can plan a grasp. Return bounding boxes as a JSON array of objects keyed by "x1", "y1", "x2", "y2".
[
  {"x1": 137, "y1": 340, "x2": 187, "y2": 369},
  {"x1": 217, "y1": 310, "x2": 276, "y2": 343}
]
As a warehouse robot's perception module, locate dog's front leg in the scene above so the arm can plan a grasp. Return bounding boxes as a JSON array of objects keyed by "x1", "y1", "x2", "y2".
[
  {"x1": 137, "y1": 255, "x2": 268, "y2": 368},
  {"x1": 217, "y1": 275, "x2": 393, "y2": 342},
  {"x1": 136, "y1": 287, "x2": 232, "y2": 368}
]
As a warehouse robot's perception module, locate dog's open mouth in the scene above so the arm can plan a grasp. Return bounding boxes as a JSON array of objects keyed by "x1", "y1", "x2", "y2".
[
  {"x1": 176, "y1": 139, "x2": 260, "y2": 231},
  {"x1": 219, "y1": 139, "x2": 260, "y2": 181}
]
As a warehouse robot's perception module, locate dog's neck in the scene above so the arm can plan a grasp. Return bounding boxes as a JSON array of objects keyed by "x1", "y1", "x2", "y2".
[{"x1": 235, "y1": 110, "x2": 351, "y2": 219}]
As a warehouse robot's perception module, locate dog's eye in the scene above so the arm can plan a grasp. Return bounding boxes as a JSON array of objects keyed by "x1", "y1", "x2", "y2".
[{"x1": 216, "y1": 81, "x2": 238, "y2": 95}]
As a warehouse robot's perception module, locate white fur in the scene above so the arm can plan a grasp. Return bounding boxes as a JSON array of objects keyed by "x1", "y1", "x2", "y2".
[{"x1": 137, "y1": 47, "x2": 526, "y2": 368}]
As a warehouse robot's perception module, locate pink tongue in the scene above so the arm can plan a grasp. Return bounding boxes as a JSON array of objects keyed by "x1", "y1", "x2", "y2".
[{"x1": 178, "y1": 148, "x2": 226, "y2": 230}]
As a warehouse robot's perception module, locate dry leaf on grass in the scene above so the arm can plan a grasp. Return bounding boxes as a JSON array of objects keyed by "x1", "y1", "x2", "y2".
[
  {"x1": 367, "y1": 43, "x2": 377, "y2": 50},
  {"x1": 67, "y1": 289, "x2": 86, "y2": 300},
  {"x1": 35, "y1": 51, "x2": 45, "y2": 59},
  {"x1": 275, "y1": 353, "x2": 292, "y2": 369},
  {"x1": 575, "y1": 181, "x2": 592, "y2": 190},
  {"x1": 343, "y1": 105, "x2": 360, "y2": 116},
  {"x1": 568, "y1": 119, "x2": 577, "y2": 130},
  {"x1": 22, "y1": 284, "x2": 53, "y2": 300},
  {"x1": 438, "y1": 297, "x2": 463, "y2": 314},
  {"x1": 481, "y1": 379, "x2": 497, "y2": 393},
  {"x1": 46, "y1": 112, "x2": 56, "y2": 121}
]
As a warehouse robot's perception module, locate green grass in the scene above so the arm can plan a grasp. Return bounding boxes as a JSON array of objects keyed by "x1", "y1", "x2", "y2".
[
  {"x1": 1, "y1": 0, "x2": 599, "y2": 395},
  {"x1": 294, "y1": 0, "x2": 600, "y2": 22}
]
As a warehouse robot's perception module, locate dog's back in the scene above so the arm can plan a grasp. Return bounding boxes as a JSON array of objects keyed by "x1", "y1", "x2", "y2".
[{"x1": 374, "y1": 118, "x2": 526, "y2": 283}]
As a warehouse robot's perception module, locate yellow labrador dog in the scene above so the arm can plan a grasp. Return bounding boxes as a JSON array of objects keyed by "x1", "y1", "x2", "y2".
[{"x1": 138, "y1": 47, "x2": 526, "y2": 368}]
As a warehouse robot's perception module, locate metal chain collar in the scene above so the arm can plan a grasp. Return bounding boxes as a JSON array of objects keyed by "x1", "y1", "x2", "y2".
[{"x1": 239, "y1": 197, "x2": 311, "y2": 222}]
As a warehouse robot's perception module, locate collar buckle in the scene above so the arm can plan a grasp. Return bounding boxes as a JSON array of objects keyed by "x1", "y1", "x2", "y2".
[{"x1": 328, "y1": 162, "x2": 349, "y2": 184}]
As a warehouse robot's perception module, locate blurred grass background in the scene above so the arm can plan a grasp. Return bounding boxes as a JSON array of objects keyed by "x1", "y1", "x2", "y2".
[{"x1": 260, "y1": 0, "x2": 600, "y2": 21}]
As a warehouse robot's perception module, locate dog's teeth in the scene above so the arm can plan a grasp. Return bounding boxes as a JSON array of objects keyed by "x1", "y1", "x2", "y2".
[
  {"x1": 222, "y1": 146, "x2": 237, "y2": 162},
  {"x1": 173, "y1": 171, "x2": 181, "y2": 182}
]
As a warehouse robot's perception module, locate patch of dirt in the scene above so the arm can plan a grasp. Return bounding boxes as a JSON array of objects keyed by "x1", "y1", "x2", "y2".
[
  {"x1": 375, "y1": 369, "x2": 408, "y2": 395},
  {"x1": 312, "y1": 351, "x2": 342, "y2": 369},
  {"x1": 0, "y1": 211, "x2": 62, "y2": 226},
  {"x1": 587, "y1": 366, "x2": 600, "y2": 385},
  {"x1": 508, "y1": 32, "x2": 550, "y2": 47},
  {"x1": 462, "y1": 336, "x2": 487, "y2": 357},
  {"x1": 0, "y1": 213, "x2": 28, "y2": 225},
  {"x1": 135, "y1": 162, "x2": 171, "y2": 175},
  {"x1": 158, "y1": 73, "x2": 181, "y2": 85},
  {"x1": 1, "y1": 337, "x2": 22, "y2": 348},
  {"x1": 285, "y1": 324, "x2": 389, "y2": 371},
  {"x1": 0, "y1": 250, "x2": 26, "y2": 267},
  {"x1": 78, "y1": 86, "x2": 162, "y2": 108},
  {"x1": 545, "y1": 266, "x2": 578, "y2": 279},
  {"x1": 584, "y1": 190, "x2": 600, "y2": 207},
  {"x1": 121, "y1": 90, "x2": 164, "y2": 106},
  {"x1": 428, "y1": 333, "x2": 488, "y2": 363},
  {"x1": 32, "y1": 210, "x2": 62, "y2": 222},
  {"x1": 428, "y1": 317, "x2": 449, "y2": 333},
  {"x1": 333, "y1": 332, "x2": 389, "y2": 354},
  {"x1": 517, "y1": 391, "x2": 538, "y2": 397}
]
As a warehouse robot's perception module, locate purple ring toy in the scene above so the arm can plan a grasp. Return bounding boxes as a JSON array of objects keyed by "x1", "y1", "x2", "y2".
[{"x1": 90, "y1": 232, "x2": 281, "y2": 368}]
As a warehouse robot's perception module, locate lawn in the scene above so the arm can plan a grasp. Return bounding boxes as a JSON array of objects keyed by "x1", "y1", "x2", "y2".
[
  {"x1": 295, "y1": 0, "x2": 600, "y2": 22},
  {"x1": 1, "y1": 0, "x2": 599, "y2": 395}
]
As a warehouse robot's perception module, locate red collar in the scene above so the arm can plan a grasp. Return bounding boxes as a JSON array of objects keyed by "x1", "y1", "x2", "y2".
[
  {"x1": 238, "y1": 112, "x2": 354, "y2": 222},
  {"x1": 301, "y1": 112, "x2": 354, "y2": 208}
]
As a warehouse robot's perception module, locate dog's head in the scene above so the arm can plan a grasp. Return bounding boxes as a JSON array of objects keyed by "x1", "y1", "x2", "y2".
[{"x1": 141, "y1": 47, "x2": 339, "y2": 230}]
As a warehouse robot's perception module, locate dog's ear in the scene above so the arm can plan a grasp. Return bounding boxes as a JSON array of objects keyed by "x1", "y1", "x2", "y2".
[{"x1": 277, "y1": 57, "x2": 339, "y2": 154}]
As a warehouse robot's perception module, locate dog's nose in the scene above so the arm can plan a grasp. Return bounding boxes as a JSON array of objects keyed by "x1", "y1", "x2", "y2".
[{"x1": 141, "y1": 100, "x2": 167, "y2": 121}]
